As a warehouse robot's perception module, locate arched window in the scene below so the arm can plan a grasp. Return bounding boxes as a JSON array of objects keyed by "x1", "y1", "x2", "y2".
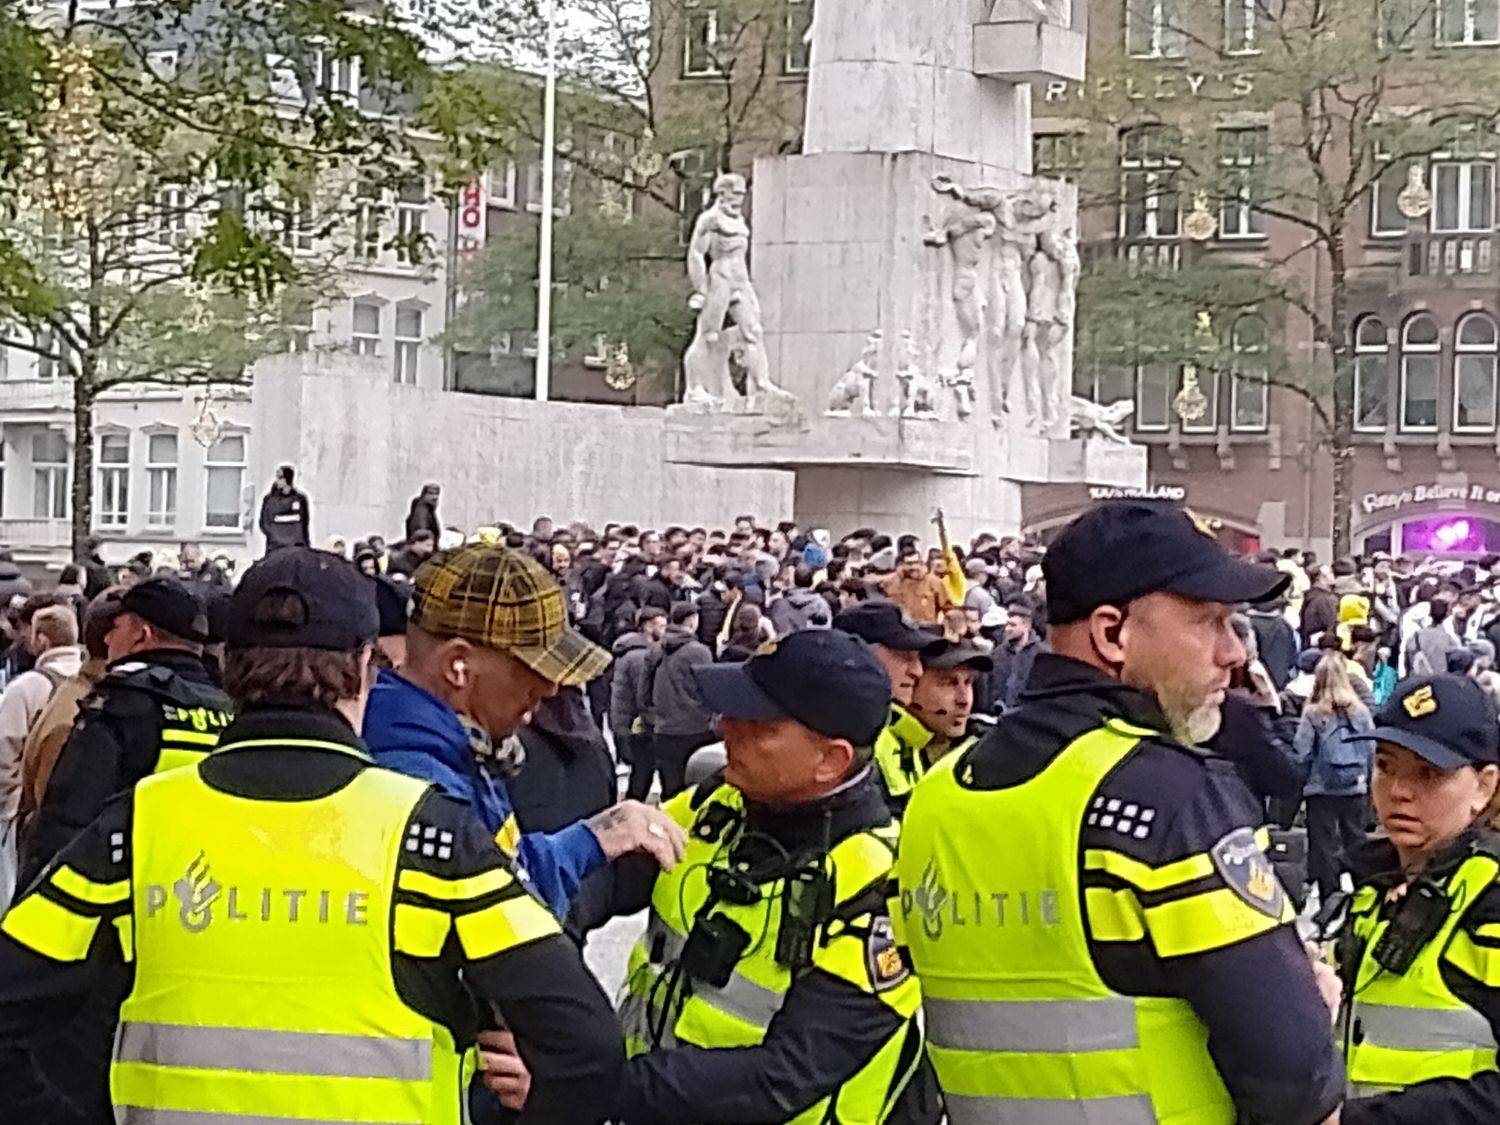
[
  {"x1": 1454, "y1": 312, "x2": 1498, "y2": 432},
  {"x1": 1400, "y1": 313, "x2": 1440, "y2": 432},
  {"x1": 1230, "y1": 316, "x2": 1269, "y2": 431},
  {"x1": 1354, "y1": 316, "x2": 1389, "y2": 432}
]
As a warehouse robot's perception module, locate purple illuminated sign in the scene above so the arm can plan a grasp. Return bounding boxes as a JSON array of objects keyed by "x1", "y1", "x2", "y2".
[{"x1": 1400, "y1": 514, "x2": 1487, "y2": 554}]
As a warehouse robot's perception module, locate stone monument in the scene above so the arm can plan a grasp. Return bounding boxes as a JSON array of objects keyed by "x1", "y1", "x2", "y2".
[{"x1": 665, "y1": 0, "x2": 1145, "y2": 539}]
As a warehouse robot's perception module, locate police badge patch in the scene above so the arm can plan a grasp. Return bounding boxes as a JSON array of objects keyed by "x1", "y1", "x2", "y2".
[
  {"x1": 865, "y1": 917, "x2": 910, "y2": 992},
  {"x1": 1209, "y1": 827, "x2": 1286, "y2": 919}
]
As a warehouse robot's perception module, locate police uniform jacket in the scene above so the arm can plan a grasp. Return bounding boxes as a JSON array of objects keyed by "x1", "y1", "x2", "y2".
[
  {"x1": 608, "y1": 767, "x2": 942, "y2": 1123},
  {"x1": 22, "y1": 650, "x2": 232, "y2": 885},
  {"x1": 0, "y1": 705, "x2": 623, "y2": 1123},
  {"x1": 926, "y1": 653, "x2": 1347, "y2": 1123},
  {"x1": 1341, "y1": 831, "x2": 1500, "y2": 1125}
]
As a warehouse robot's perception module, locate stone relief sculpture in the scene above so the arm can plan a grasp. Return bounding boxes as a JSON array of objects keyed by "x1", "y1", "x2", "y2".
[
  {"x1": 1068, "y1": 397, "x2": 1135, "y2": 444},
  {"x1": 682, "y1": 173, "x2": 797, "y2": 411},
  {"x1": 924, "y1": 175, "x2": 1075, "y2": 433},
  {"x1": 826, "y1": 331, "x2": 883, "y2": 416},
  {"x1": 894, "y1": 330, "x2": 941, "y2": 419}
]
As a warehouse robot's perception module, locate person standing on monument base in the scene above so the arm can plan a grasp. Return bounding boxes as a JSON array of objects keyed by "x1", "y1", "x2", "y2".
[
  {"x1": 257, "y1": 464, "x2": 311, "y2": 555},
  {"x1": 0, "y1": 547, "x2": 623, "y2": 1123},
  {"x1": 895, "y1": 502, "x2": 1347, "y2": 1125}
]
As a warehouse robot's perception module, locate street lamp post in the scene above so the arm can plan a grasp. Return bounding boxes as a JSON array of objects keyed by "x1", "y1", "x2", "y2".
[{"x1": 534, "y1": 0, "x2": 559, "y2": 402}]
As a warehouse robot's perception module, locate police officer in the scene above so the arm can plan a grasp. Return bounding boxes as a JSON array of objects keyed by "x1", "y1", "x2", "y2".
[
  {"x1": 601, "y1": 629, "x2": 939, "y2": 1123},
  {"x1": 833, "y1": 601, "x2": 948, "y2": 813},
  {"x1": 886, "y1": 638, "x2": 994, "y2": 805},
  {"x1": 23, "y1": 576, "x2": 232, "y2": 883},
  {"x1": 895, "y1": 502, "x2": 1347, "y2": 1124},
  {"x1": 0, "y1": 548, "x2": 622, "y2": 1123},
  {"x1": 1337, "y1": 673, "x2": 1500, "y2": 1122}
]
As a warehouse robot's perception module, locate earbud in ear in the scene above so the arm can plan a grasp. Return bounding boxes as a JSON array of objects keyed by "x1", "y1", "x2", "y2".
[{"x1": 454, "y1": 661, "x2": 469, "y2": 685}]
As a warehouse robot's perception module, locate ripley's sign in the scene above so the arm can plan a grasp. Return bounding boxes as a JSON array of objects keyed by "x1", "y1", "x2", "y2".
[
  {"x1": 1040, "y1": 72, "x2": 1256, "y2": 104},
  {"x1": 1361, "y1": 483, "x2": 1500, "y2": 515}
]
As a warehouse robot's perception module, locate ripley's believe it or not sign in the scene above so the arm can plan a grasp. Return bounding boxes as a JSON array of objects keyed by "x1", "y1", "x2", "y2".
[
  {"x1": 1040, "y1": 72, "x2": 1257, "y2": 104},
  {"x1": 1361, "y1": 483, "x2": 1500, "y2": 516}
]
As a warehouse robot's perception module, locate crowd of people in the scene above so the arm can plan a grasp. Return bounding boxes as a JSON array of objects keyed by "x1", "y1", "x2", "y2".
[{"x1": 0, "y1": 487, "x2": 1492, "y2": 1123}]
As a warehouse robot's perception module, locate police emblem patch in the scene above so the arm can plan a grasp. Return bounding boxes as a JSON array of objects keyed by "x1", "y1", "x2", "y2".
[
  {"x1": 1209, "y1": 827, "x2": 1286, "y2": 919},
  {"x1": 865, "y1": 917, "x2": 910, "y2": 992},
  {"x1": 1403, "y1": 685, "x2": 1438, "y2": 719}
]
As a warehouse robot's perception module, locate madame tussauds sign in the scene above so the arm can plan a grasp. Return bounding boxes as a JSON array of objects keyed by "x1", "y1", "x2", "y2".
[{"x1": 1361, "y1": 483, "x2": 1500, "y2": 515}]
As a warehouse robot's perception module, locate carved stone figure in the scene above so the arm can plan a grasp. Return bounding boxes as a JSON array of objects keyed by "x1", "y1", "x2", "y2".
[
  {"x1": 894, "y1": 330, "x2": 941, "y2": 419},
  {"x1": 922, "y1": 205, "x2": 996, "y2": 393},
  {"x1": 1068, "y1": 396, "x2": 1135, "y2": 444},
  {"x1": 927, "y1": 176, "x2": 1060, "y2": 427},
  {"x1": 827, "y1": 331, "x2": 883, "y2": 416},
  {"x1": 682, "y1": 173, "x2": 796, "y2": 411}
]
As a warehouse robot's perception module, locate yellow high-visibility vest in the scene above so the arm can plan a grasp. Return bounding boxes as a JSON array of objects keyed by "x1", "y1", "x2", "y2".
[
  {"x1": 897, "y1": 721, "x2": 1249, "y2": 1124},
  {"x1": 1346, "y1": 851, "x2": 1500, "y2": 1096},
  {"x1": 110, "y1": 741, "x2": 478, "y2": 1124},
  {"x1": 621, "y1": 783, "x2": 924, "y2": 1125}
]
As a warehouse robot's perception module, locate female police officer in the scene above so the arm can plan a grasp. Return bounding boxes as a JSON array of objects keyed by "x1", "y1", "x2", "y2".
[{"x1": 1340, "y1": 672, "x2": 1500, "y2": 1123}]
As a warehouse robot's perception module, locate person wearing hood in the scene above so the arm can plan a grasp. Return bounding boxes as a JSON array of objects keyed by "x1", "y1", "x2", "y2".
[
  {"x1": 644, "y1": 602, "x2": 717, "y2": 799},
  {"x1": 256, "y1": 464, "x2": 311, "y2": 555},
  {"x1": 1248, "y1": 594, "x2": 1299, "y2": 690},
  {"x1": 767, "y1": 564, "x2": 832, "y2": 636},
  {"x1": 0, "y1": 553, "x2": 32, "y2": 609},
  {"x1": 609, "y1": 606, "x2": 666, "y2": 774},
  {"x1": 404, "y1": 483, "x2": 442, "y2": 543},
  {"x1": 363, "y1": 545, "x2": 685, "y2": 921}
]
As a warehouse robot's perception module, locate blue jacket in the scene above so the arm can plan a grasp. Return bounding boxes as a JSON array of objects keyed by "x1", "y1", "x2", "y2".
[
  {"x1": 1294, "y1": 704, "x2": 1376, "y2": 798},
  {"x1": 362, "y1": 669, "x2": 605, "y2": 918}
]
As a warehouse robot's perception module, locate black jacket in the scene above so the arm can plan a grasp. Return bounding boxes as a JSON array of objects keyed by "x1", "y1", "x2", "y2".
[
  {"x1": 0, "y1": 706, "x2": 622, "y2": 1124},
  {"x1": 506, "y1": 688, "x2": 617, "y2": 939},
  {"x1": 648, "y1": 627, "x2": 714, "y2": 739},
  {"x1": 79, "y1": 554, "x2": 113, "y2": 600},
  {"x1": 609, "y1": 771, "x2": 941, "y2": 1124},
  {"x1": 989, "y1": 634, "x2": 1044, "y2": 712},
  {"x1": 404, "y1": 496, "x2": 441, "y2": 542},
  {"x1": 1301, "y1": 588, "x2": 1340, "y2": 647},
  {"x1": 0, "y1": 561, "x2": 33, "y2": 607},
  {"x1": 21, "y1": 649, "x2": 232, "y2": 886},
  {"x1": 950, "y1": 654, "x2": 1347, "y2": 1124},
  {"x1": 257, "y1": 486, "x2": 310, "y2": 552},
  {"x1": 1340, "y1": 831, "x2": 1500, "y2": 1125},
  {"x1": 1248, "y1": 609, "x2": 1299, "y2": 690}
]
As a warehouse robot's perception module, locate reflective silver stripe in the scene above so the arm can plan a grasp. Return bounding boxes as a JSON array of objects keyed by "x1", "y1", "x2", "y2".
[
  {"x1": 116, "y1": 1022, "x2": 432, "y2": 1081},
  {"x1": 644, "y1": 912, "x2": 784, "y2": 1029},
  {"x1": 118, "y1": 1110, "x2": 415, "y2": 1125},
  {"x1": 925, "y1": 997, "x2": 1140, "y2": 1054},
  {"x1": 1357, "y1": 1004, "x2": 1498, "y2": 1053},
  {"x1": 1350, "y1": 1083, "x2": 1403, "y2": 1098},
  {"x1": 944, "y1": 1092, "x2": 1157, "y2": 1124}
]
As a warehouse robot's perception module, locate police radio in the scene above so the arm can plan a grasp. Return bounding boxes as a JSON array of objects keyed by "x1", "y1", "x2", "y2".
[
  {"x1": 1371, "y1": 879, "x2": 1451, "y2": 975},
  {"x1": 776, "y1": 864, "x2": 833, "y2": 970}
]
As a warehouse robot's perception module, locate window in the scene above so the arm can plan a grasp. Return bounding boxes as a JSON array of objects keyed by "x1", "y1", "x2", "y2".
[
  {"x1": 1136, "y1": 364, "x2": 1174, "y2": 430},
  {"x1": 684, "y1": 1, "x2": 725, "y2": 76},
  {"x1": 317, "y1": 48, "x2": 361, "y2": 102},
  {"x1": 1431, "y1": 160, "x2": 1495, "y2": 232},
  {"x1": 1354, "y1": 316, "x2": 1391, "y2": 432},
  {"x1": 1120, "y1": 126, "x2": 1181, "y2": 240},
  {"x1": 35, "y1": 327, "x2": 69, "y2": 381},
  {"x1": 492, "y1": 159, "x2": 518, "y2": 211},
  {"x1": 784, "y1": 0, "x2": 813, "y2": 74},
  {"x1": 275, "y1": 198, "x2": 314, "y2": 254},
  {"x1": 525, "y1": 160, "x2": 574, "y2": 216},
  {"x1": 31, "y1": 431, "x2": 68, "y2": 520},
  {"x1": 1228, "y1": 317, "x2": 1270, "y2": 431},
  {"x1": 1034, "y1": 133, "x2": 1085, "y2": 182},
  {"x1": 155, "y1": 182, "x2": 188, "y2": 245},
  {"x1": 1225, "y1": 0, "x2": 1259, "y2": 52},
  {"x1": 352, "y1": 302, "x2": 381, "y2": 356},
  {"x1": 674, "y1": 150, "x2": 716, "y2": 246},
  {"x1": 1371, "y1": 150, "x2": 1410, "y2": 236},
  {"x1": 95, "y1": 432, "x2": 129, "y2": 528},
  {"x1": 1400, "y1": 313, "x2": 1441, "y2": 431},
  {"x1": 1454, "y1": 312, "x2": 1498, "y2": 431},
  {"x1": 395, "y1": 180, "x2": 426, "y2": 266},
  {"x1": 355, "y1": 180, "x2": 382, "y2": 261},
  {"x1": 1437, "y1": 0, "x2": 1500, "y2": 44},
  {"x1": 286, "y1": 301, "x2": 314, "y2": 353},
  {"x1": 266, "y1": 52, "x2": 301, "y2": 101},
  {"x1": 1218, "y1": 127, "x2": 1267, "y2": 239},
  {"x1": 146, "y1": 432, "x2": 177, "y2": 528},
  {"x1": 204, "y1": 434, "x2": 245, "y2": 530},
  {"x1": 1126, "y1": 0, "x2": 1185, "y2": 58},
  {"x1": 1379, "y1": 0, "x2": 1424, "y2": 47},
  {"x1": 1181, "y1": 368, "x2": 1221, "y2": 433},
  {"x1": 394, "y1": 305, "x2": 422, "y2": 385},
  {"x1": 1076, "y1": 361, "x2": 1134, "y2": 405}
]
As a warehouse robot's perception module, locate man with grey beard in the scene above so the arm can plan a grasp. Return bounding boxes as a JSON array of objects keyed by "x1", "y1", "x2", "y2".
[{"x1": 894, "y1": 502, "x2": 1347, "y2": 1125}]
